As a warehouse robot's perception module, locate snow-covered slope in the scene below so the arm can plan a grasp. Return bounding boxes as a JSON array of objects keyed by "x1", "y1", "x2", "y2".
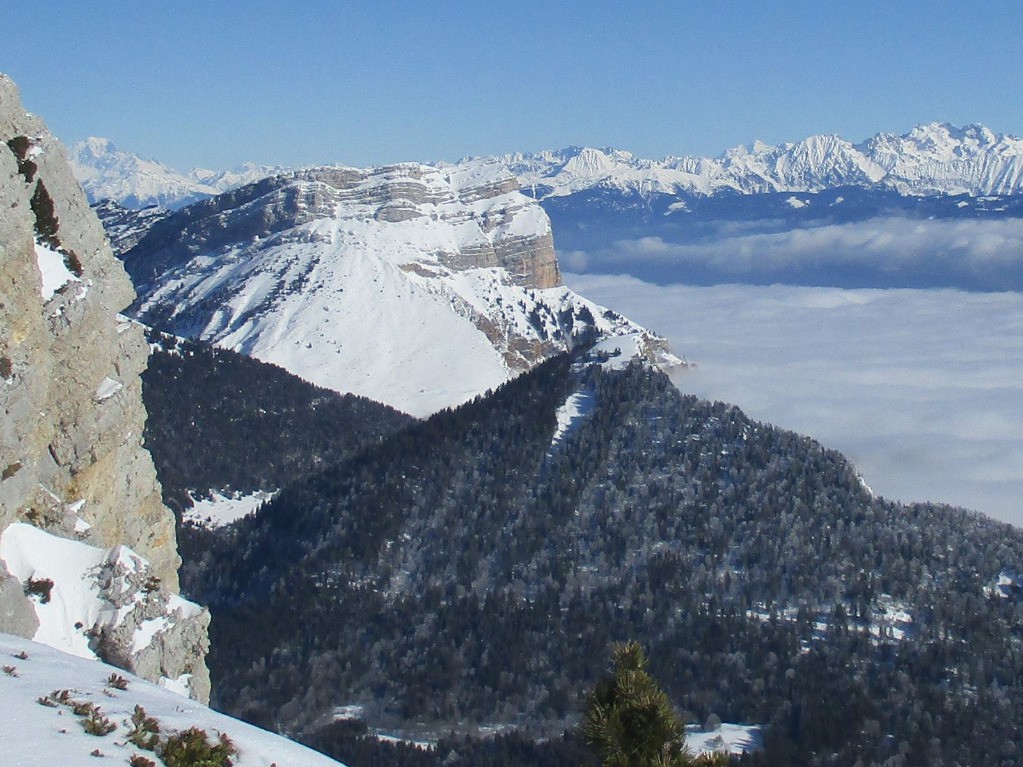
[
  {"x1": 862, "y1": 122, "x2": 1023, "y2": 195},
  {"x1": 500, "y1": 122, "x2": 1023, "y2": 199},
  {"x1": 0, "y1": 523, "x2": 210, "y2": 701},
  {"x1": 69, "y1": 137, "x2": 278, "y2": 210},
  {"x1": 123, "y1": 161, "x2": 681, "y2": 417},
  {"x1": 0, "y1": 632, "x2": 344, "y2": 767}
]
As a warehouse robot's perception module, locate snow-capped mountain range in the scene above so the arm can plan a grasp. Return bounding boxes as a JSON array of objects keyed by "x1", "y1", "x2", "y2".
[
  {"x1": 74, "y1": 123, "x2": 1023, "y2": 213},
  {"x1": 499, "y1": 122, "x2": 1023, "y2": 199},
  {"x1": 122, "y1": 160, "x2": 680, "y2": 417},
  {"x1": 69, "y1": 137, "x2": 279, "y2": 210}
]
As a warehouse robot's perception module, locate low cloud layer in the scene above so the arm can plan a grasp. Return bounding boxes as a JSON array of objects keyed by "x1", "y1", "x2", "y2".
[
  {"x1": 567, "y1": 273, "x2": 1023, "y2": 527},
  {"x1": 564, "y1": 217, "x2": 1023, "y2": 291}
]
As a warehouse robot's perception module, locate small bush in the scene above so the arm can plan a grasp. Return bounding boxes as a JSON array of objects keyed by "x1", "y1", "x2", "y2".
[
  {"x1": 2, "y1": 665, "x2": 18, "y2": 677},
  {"x1": 37, "y1": 695, "x2": 59, "y2": 708},
  {"x1": 71, "y1": 699, "x2": 97, "y2": 717},
  {"x1": 129, "y1": 756, "x2": 156, "y2": 767},
  {"x1": 106, "y1": 673, "x2": 129, "y2": 690},
  {"x1": 6, "y1": 136, "x2": 37, "y2": 182},
  {"x1": 25, "y1": 577, "x2": 54, "y2": 603},
  {"x1": 6, "y1": 135, "x2": 31, "y2": 159},
  {"x1": 13, "y1": 650, "x2": 28, "y2": 660},
  {"x1": 81, "y1": 707, "x2": 116, "y2": 736},
  {"x1": 63, "y1": 248, "x2": 84, "y2": 277},
  {"x1": 30, "y1": 179, "x2": 61, "y2": 249},
  {"x1": 127, "y1": 705, "x2": 161, "y2": 751},
  {"x1": 159, "y1": 727, "x2": 237, "y2": 767}
]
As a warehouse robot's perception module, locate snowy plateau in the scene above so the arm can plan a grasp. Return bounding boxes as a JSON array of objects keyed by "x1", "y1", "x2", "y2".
[{"x1": 122, "y1": 161, "x2": 682, "y2": 416}]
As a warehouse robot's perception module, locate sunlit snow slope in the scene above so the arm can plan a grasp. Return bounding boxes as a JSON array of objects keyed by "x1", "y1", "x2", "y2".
[
  {"x1": 123, "y1": 161, "x2": 680, "y2": 416},
  {"x1": 0, "y1": 633, "x2": 344, "y2": 767}
]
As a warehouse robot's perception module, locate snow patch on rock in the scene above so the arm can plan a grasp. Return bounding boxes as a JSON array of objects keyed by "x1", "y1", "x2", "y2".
[
  {"x1": 0, "y1": 523, "x2": 210, "y2": 700},
  {"x1": 34, "y1": 241, "x2": 79, "y2": 300}
]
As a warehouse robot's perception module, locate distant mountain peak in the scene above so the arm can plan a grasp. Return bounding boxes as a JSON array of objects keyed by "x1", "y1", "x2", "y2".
[
  {"x1": 69, "y1": 137, "x2": 279, "y2": 210},
  {"x1": 77, "y1": 135, "x2": 118, "y2": 158}
]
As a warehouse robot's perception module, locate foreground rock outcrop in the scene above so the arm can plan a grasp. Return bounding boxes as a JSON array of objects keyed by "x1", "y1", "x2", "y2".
[{"x1": 0, "y1": 74, "x2": 210, "y2": 701}]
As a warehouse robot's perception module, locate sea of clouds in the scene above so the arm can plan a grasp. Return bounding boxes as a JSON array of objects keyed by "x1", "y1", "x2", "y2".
[
  {"x1": 568, "y1": 273, "x2": 1023, "y2": 527},
  {"x1": 562, "y1": 217, "x2": 1023, "y2": 292}
]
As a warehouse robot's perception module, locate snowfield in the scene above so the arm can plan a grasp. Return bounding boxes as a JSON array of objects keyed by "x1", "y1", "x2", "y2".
[
  {"x1": 685, "y1": 723, "x2": 764, "y2": 758},
  {"x1": 0, "y1": 633, "x2": 345, "y2": 767},
  {"x1": 184, "y1": 489, "x2": 277, "y2": 528},
  {"x1": 34, "y1": 241, "x2": 79, "y2": 300},
  {"x1": 0, "y1": 524, "x2": 202, "y2": 666}
]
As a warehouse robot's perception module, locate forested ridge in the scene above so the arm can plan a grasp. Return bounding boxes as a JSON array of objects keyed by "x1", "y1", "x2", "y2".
[
  {"x1": 150, "y1": 340, "x2": 1023, "y2": 767},
  {"x1": 141, "y1": 329, "x2": 414, "y2": 512}
]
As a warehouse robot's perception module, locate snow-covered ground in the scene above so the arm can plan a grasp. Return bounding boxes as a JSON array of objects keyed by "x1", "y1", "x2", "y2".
[
  {"x1": 550, "y1": 388, "x2": 596, "y2": 448},
  {"x1": 0, "y1": 633, "x2": 345, "y2": 767},
  {"x1": 748, "y1": 595, "x2": 915, "y2": 646},
  {"x1": 685, "y1": 723, "x2": 764, "y2": 758},
  {"x1": 568, "y1": 274, "x2": 1023, "y2": 527},
  {"x1": 0, "y1": 523, "x2": 204, "y2": 687},
  {"x1": 184, "y1": 489, "x2": 276, "y2": 528}
]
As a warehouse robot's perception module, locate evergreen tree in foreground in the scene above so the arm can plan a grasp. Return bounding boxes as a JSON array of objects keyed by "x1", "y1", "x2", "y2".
[{"x1": 581, "y1": 642, "x2": 728, "y2": 767}]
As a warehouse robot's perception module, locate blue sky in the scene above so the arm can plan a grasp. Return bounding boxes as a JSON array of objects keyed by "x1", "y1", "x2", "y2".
[{"x1": 2, "y1": 1, "x2": 1022, "y2": 170}]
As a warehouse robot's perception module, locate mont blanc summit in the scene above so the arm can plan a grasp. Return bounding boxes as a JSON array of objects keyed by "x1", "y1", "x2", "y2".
[{"x1": 69, "y1": 137, "x2": 278, "y2": 210}]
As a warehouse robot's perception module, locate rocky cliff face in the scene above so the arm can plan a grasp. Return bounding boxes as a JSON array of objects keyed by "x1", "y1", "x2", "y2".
[
  {"x1": 127, "y1": 162, "x2": 561, "y2": 292},
  {"x1": 0, "y1": 75, "x2": 209, "y2": 701}
]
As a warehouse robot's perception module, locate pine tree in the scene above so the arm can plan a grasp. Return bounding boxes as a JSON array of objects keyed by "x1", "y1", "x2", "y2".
[
  {"x1": 581, "y1": 642, "x2": 730, "y2": 767},
  {"x1": 581, "y1": 641, "x2": 689, "y2": 767}
]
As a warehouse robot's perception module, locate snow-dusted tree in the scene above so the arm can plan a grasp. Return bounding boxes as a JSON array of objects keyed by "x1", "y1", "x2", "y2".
[{"x1": 581, "y1": 641, "x2": 728, "y2": 767}]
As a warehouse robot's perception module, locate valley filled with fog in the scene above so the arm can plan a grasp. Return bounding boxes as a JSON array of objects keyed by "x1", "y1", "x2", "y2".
[{"x1": 567, "y1": 273, "x2": 1023, "y2": 527}]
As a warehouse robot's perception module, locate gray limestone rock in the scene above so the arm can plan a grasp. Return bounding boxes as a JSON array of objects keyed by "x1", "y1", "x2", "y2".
[
  {"x1": 0, "y1": 568, "x2": 39, "y2": 637},
  {"x1": 0, "y1": 73, "x2": 210, "y2": 702}
]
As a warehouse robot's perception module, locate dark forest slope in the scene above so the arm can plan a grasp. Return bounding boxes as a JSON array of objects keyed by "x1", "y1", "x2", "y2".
[
  {"x1": 167, "y1": 350, "x2": 1023, "y2": 767},
  {"x1": 141, "y1": 330, "x2": 414, "y2": 512}
]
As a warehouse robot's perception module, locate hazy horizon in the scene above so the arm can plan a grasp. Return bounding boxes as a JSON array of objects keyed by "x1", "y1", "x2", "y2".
[{"x1": 3, "y1": 2, "x2": 1023, "y2": 171}]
